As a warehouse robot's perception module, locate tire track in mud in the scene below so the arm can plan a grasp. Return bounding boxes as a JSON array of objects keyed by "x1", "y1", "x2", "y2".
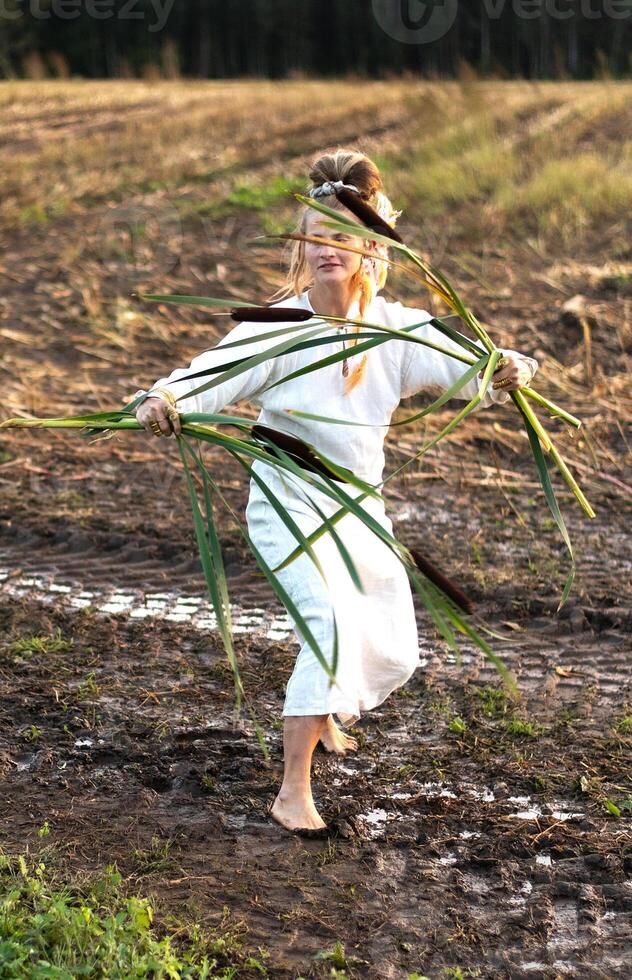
[
  {"x1": 1, "y1": 512, "x2": 630, "y2": 725},
  {"x1": 2, "y1": 469, "x2": 631, "y2": 713},
  {"x1": 0, "y1": 541, "x2": 294, "y2": 642}
]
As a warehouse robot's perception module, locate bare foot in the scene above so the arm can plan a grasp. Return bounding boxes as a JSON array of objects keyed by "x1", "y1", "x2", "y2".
[
  {"x1": 271, "y1": 789, "x2": 327, "y2": 832},
  {"x1": 319, "y1": 715, "x2": 359, "y2": 755}
]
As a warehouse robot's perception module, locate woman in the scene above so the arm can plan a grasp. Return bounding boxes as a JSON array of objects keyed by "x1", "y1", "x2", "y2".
[{"x1": 134, "y1": 149, "x2": 538, "y2": 835}]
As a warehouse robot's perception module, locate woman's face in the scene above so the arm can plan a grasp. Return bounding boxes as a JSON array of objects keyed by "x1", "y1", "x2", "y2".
[{"x1": 304, "y1": 208, "x2": 363, "y2": 287}]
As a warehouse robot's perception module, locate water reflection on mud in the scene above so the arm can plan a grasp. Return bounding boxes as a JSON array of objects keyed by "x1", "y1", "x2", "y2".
[
  {"x1": 355, "y1": 778, "x2": 586, "y2": 839},
  {"x1": 0, "y1": 564, "x2": 293, "y2": 641}
]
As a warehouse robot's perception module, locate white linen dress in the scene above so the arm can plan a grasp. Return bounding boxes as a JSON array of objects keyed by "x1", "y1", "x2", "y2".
[{"x1": 148, "y1": 290, "x2": 532, "y2": 726}]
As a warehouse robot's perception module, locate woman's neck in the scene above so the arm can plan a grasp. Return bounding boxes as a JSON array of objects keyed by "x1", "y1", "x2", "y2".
[{"x1": 307, "y1": 282, "x2": 358, "y2": 319}]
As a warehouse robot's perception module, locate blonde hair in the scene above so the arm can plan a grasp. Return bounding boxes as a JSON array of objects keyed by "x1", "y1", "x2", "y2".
[{"x1": 267, "y1": 148, "x2": 398, "y2": 394}]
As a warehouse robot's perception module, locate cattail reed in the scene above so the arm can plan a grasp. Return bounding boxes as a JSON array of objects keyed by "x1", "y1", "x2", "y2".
[
  {"x1": 231, "y1": 306, "x2": 314, "y2": 323},
  {"x1": 251, "y1": 424, "x2": 341, "y2": 481},
  {"x1": 409, "y1": 548, "x2": 474, "y2": 614},
  {"x1": 251, "y1": 424, "x2": 474, "y2": 612},
  {"x1": 335, "y1": 187, "x2": 404, "y2": 244}
]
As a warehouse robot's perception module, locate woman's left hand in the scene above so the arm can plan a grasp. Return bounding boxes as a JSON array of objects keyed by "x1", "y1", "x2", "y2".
[{"x1": 480, "y1": 352, "x2": 537, "y2": 391}]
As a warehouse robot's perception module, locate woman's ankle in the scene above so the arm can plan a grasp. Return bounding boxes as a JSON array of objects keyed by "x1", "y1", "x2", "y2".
[{"x1": 276, "y1": 781, "x2": 312, "y2": 801}]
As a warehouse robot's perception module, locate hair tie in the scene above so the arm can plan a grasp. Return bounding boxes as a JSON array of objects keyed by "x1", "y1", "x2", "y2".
[{"x1": 308, "y1": 179, "x2": 360, "y2": 198}]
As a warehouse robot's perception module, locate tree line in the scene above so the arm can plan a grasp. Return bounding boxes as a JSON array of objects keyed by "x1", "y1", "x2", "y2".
[{"x1": 0, "y1": 0, "x2": 630, "y2": 80}]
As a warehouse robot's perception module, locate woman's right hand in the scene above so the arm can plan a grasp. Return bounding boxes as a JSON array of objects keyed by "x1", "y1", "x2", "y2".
[{"x1": 136, "y1": 396, "x2": 181, "y2": 437}]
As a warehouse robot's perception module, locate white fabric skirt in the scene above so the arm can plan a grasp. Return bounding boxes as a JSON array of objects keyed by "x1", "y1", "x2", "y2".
[{"x1": 245, "y1": 463, "x2": 420, "y2": 727}]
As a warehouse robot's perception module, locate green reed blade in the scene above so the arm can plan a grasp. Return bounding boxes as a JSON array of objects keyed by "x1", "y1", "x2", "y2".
[{"x1": 177, "y1": 437, "x2": 243, "y2": 711}]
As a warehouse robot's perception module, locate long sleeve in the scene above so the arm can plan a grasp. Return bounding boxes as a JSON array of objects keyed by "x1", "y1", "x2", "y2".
[
  {"x1": 142, "y1": 321, "x2": 279, "y2": 415},
  {"x1": 397, "y1": 304, "x2": 537, "y2": 407}
]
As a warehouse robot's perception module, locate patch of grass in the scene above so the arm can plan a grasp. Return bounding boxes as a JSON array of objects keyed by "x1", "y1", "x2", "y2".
[
  {"x1": 313, "y1": 840, "x2": 338, "y2": 868},
  {"x1": 75, "y1": 670, "x2": 100, "y2": 701},
  {"x1": 314, "y1": 940, "x2": 364, "y2": 971},
  {"x1": 175, "y1": 198, "x2": 229, "y2": 221},
  {"x1": 0, "y1": 850, "x2": 269, "y2": 978},
  {"x1": 131, "y1": 835, "x2": 180, "y2": 876},
  {"x1": 24, "y1": 724, "x2": 42, "y2": 742},
  {"x1": 200, "y1": 772, "x2": 217, "y2": 792},
  {"x1": 473, "y1": 685, "x2": 510, "y2": 720},
  {"x1": 406, "y1": 122, "x2": 519, "y2": 216},
  {"x1": 495, "y1": 151, "x2": 632, "y2": 238},
  {"x1": 442, "y1": 969, "x2": 482, "y2": 979},
  {"x1": 553, "y1": 707, "x2": 578, "y2": 731},
  {"x1": 259, "y1": 210, "x2": 294, "y2": 237},
  {"x1": 178, "y1": 174, "x2": 307, "y2": 225},
  {"x1": 448, "y1": 715, "x2": 467, "y2": 735},
  {"x1": 227, "y1": 175, "x2": 305, "y2": 211},
  {"x1": 3, "y1": 627, "x2": 72, "y2": 662},
  {"x1": 17, "y1": 202, "x2": 48, "y2": 226},
  {"x1": 152, "y1": 719, "x2": 171, "y2": 740},
  {"x1": 467, "y1": 687, "x2": 538, "y2": 737},
  {"x1": 469, "y1": 540, "x2": 484, "y2": 566},
  {"x1": 502, "y1": 716, "x2": 538, "y2": 738},
  {"x1": 603, "y1": 798, "x2": 621, "y2": 818},
  {"x1": 428, "y1": 697, "x2": 456, "y2": 718},
  {"x1": 17, "y1": 196, "x2": 72, "y2": 227},
  {"x1": 530, "y1": 773, "x2": 549, "y2": 791},
  {"x1": 614, "y1": 715, "x2": 632, "y2": 735}
]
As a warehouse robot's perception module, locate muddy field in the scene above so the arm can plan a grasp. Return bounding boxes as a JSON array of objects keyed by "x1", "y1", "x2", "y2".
[{"x1": 0, "y1": 81, "x2": 631, "y2": 977}]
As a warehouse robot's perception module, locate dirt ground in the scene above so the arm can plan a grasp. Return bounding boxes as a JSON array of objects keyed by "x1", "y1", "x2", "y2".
[{"x1": 0, "y1": 82, "x2": 631, "y2": 977}]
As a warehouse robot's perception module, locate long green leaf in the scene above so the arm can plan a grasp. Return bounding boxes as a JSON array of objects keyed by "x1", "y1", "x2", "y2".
[
  {"x1": 245, "y1": 437, "x2": 366, "y2": 597},
  {"x1": 516, "y1": 408, "x2": 576, "y2": 609},
  {"x1": 139, "y1": 292, "x2": 260, "y2": 310},
  {"x1": 206, "y1": 469, "x2": 341, "y2": 688},
  {"x1": 195, "y1": 441, "x2": 239, "y2": 686},
  {"x1": 177, "y1": 437, "x2": 243, "y2": 712},
  {"x1": 521, "y1": 387, "x2": 581, "y2": 428},
  {"x1": 407, "y1": 349, "x2": 501, "y2": 462},
  {"x1": 429, "y1": 316, "x2": 487, "y2": 357},
  {"x1": 284, "y1": 354, "x2": 489, "y2": 429},
  {"x1": 228, "y1": 449, "x2": 327, "y2": 585}
]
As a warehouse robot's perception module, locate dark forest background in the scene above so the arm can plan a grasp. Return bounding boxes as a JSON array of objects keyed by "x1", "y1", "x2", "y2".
[{"x1": 0, "y1": 0, "x2": 630, "y2": 81}]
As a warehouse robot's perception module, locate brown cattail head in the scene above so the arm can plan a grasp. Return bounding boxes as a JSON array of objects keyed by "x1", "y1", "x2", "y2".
[
  {"x1": 335, "y1": 187, "x2": 404, "y2": 244},
  {"x1": 250, "y1": 425, "x2": 474, "y2": 614},
  {"x1": 231, "y1": 306, "x2": 314, "y2": 323},
  {"x1": 409, "y1": 548, "x2": 475, "y2": 615},
  {"x1": 251, "y1": 424, "x2": 349, "y2": 482}
]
